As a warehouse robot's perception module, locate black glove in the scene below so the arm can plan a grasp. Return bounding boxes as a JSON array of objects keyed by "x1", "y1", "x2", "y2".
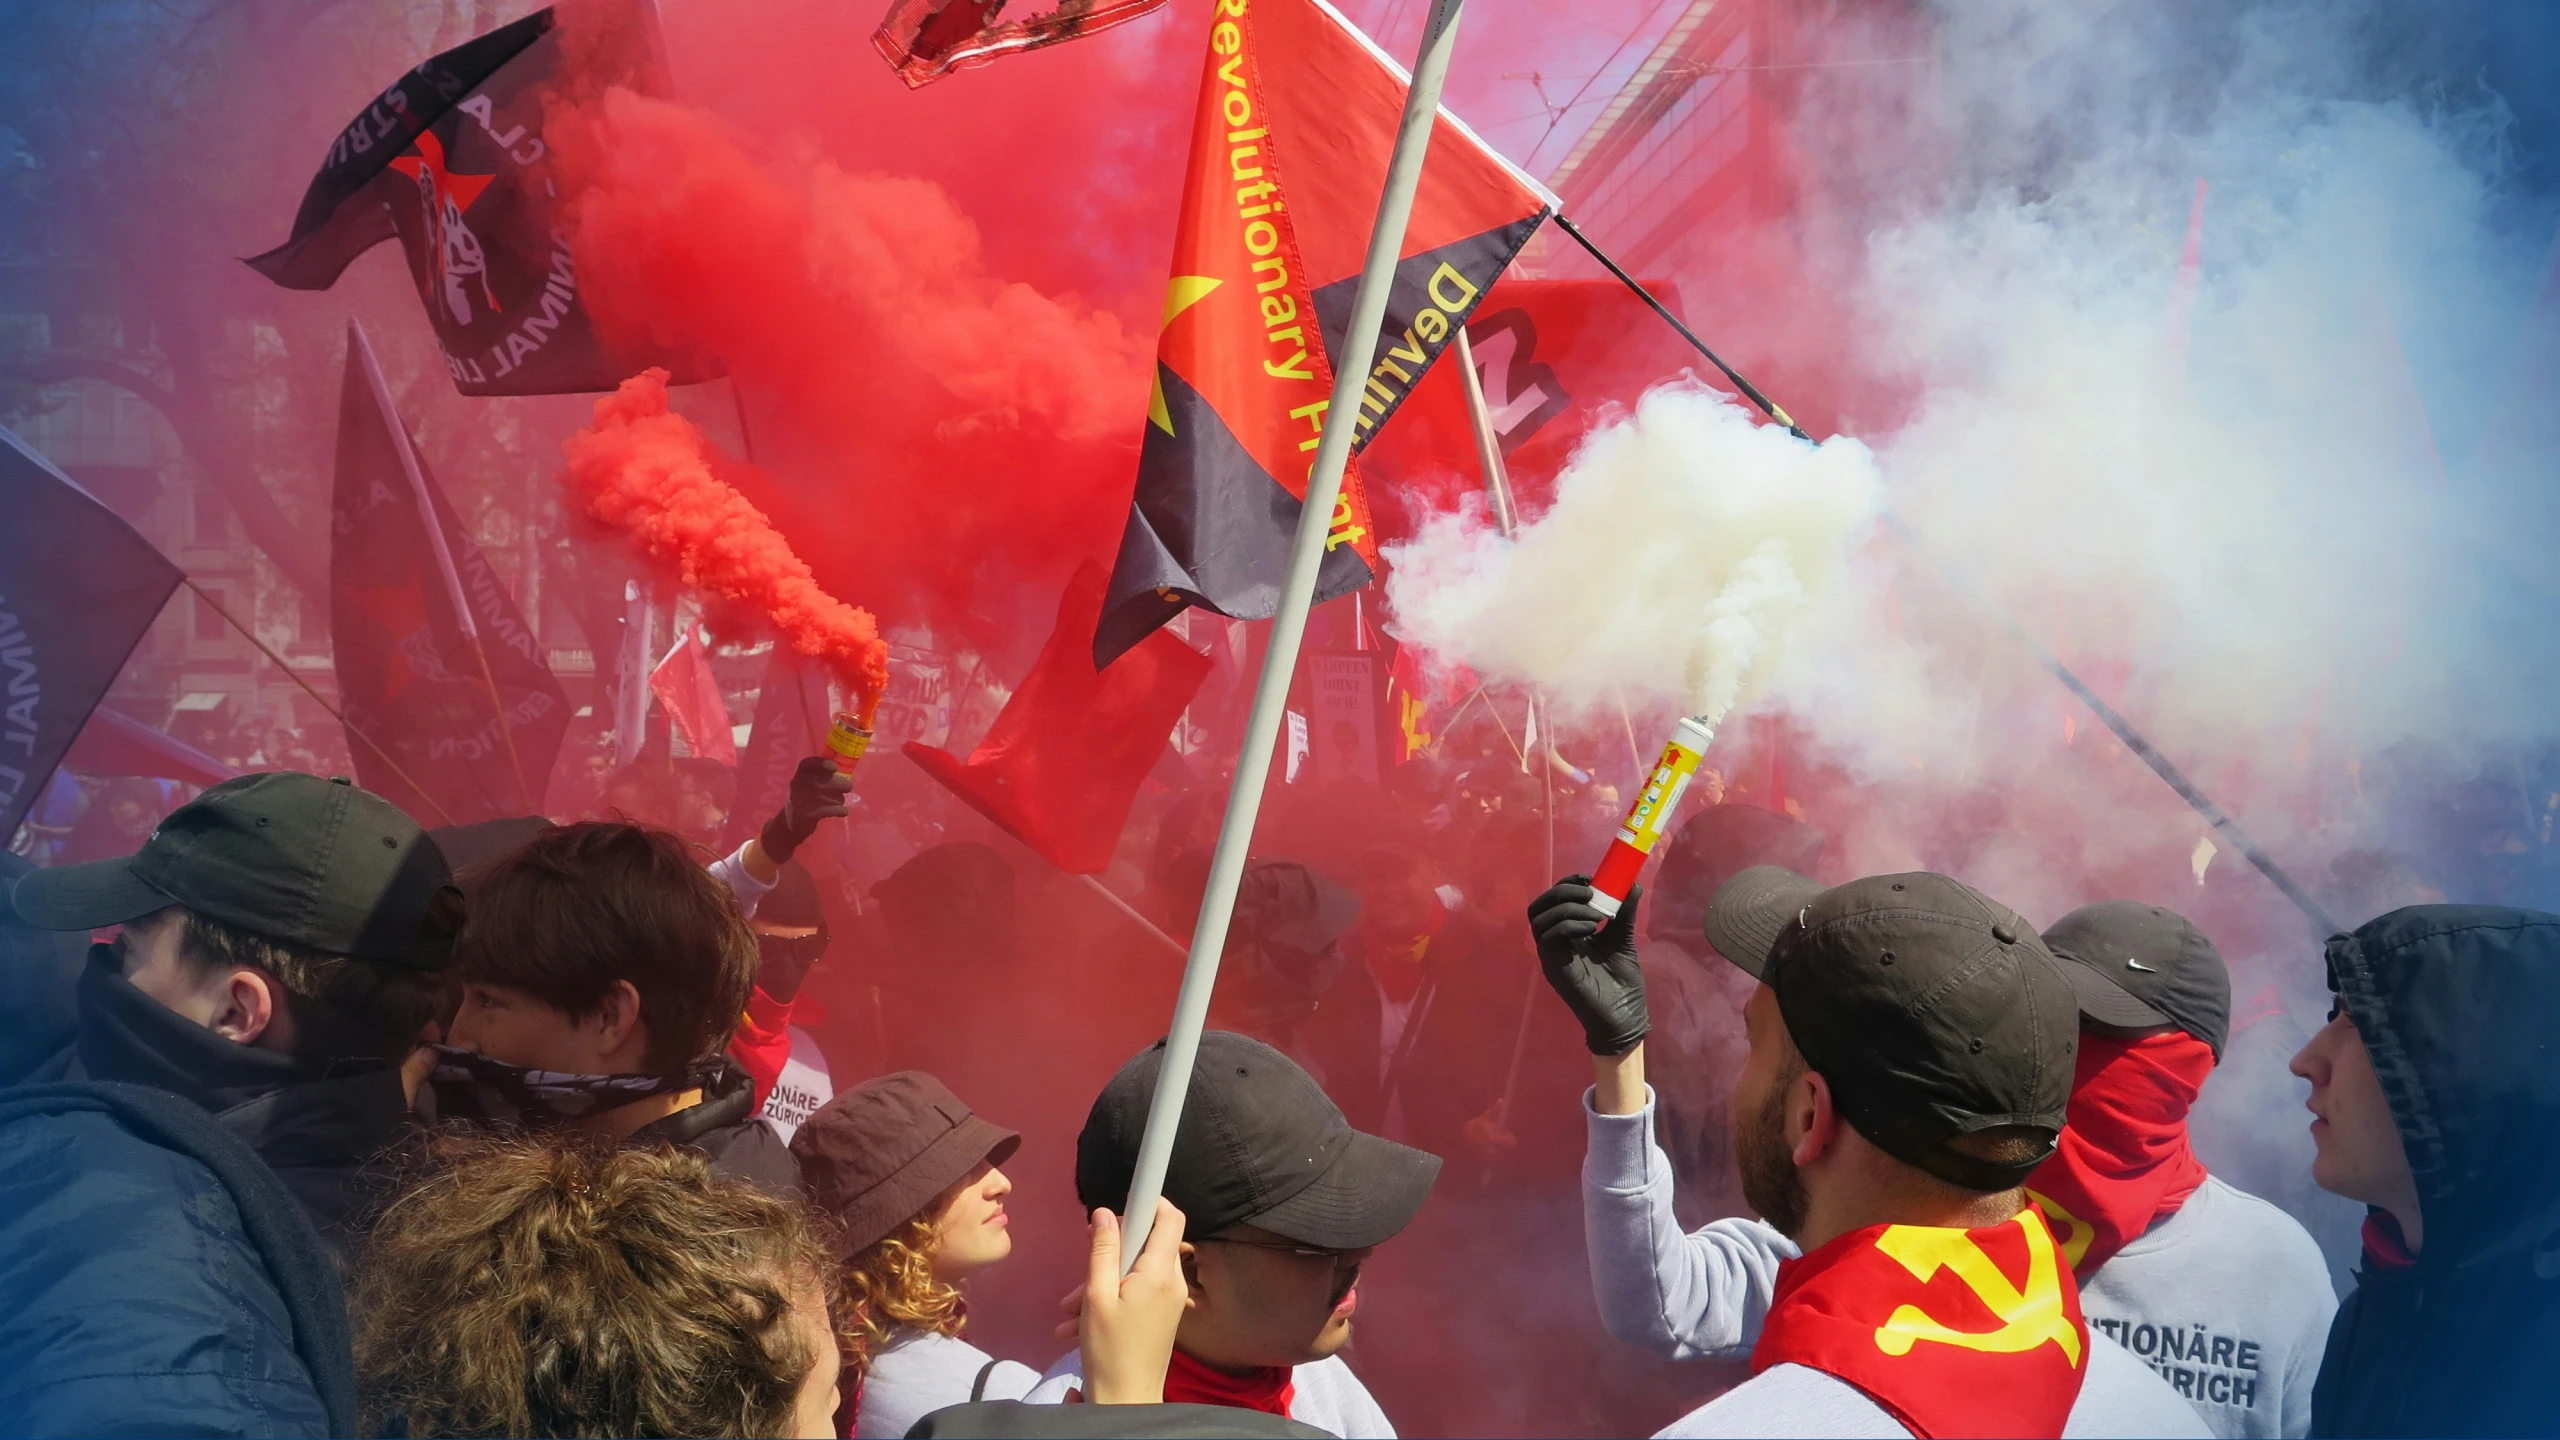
[
  {"x1": 1526, "y1": 875, "x2": 1649, "y2": 1056},
  {"x1": 759, "y1": 755, "x2": 852, "y2": 864}
]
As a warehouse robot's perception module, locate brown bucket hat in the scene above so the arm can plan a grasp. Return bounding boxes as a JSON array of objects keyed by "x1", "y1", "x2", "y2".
[{"x1": 789, "y1": 1071, "x2": 1021, "y2": 1254}]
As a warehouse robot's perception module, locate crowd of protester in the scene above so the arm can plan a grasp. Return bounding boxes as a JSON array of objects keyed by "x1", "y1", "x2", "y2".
[{"x1": 1, "y1": 708, "x2": 2556, "y2": 1437}]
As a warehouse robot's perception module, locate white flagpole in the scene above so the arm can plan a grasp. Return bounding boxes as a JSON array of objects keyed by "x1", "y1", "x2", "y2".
[{"x1": 1117, "y1": 0, "x2": 1472, "y2": 1268}]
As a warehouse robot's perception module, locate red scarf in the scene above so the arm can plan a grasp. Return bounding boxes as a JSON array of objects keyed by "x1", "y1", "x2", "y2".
[
  {"x1": 1753, "y1": 1208, "x2": 2090, "y2": 1439},
  {"x1": 1162, "y1": 1349, "x2": 1296, "y2": 1418},
  {"x1": 2025, "y1": 1031, "x2": 2214, "y2": 1278},
  {"x1": 2361, "y1": 1211, "x2": 2418, "y2": 1271}
]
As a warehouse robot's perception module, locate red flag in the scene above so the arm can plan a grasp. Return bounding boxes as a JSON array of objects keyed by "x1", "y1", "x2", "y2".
[
  {"x1": 64, "y1": 707, "x2": 240, "y2": 789},
  {"x1": 907, "y1": 562, "x2": 1211, "y2": 873},
  {"x1": 873, "y1": 0, "x2": 1170, "y2": 89},
  {"x1": 1095, "y1": 0, "x2": 1556, "y2": 665},
  {"x1": 1361, "y1": 276, "x2": 1698, "y2": 523},
  {"x1": 650, "y1": 624, "x2": 736, "y2": 764}
]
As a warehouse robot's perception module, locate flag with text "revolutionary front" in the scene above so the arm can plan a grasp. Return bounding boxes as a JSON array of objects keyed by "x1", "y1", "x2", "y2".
[
  {"x1": 247, "y1": 4, "x2": 719, "y2": 396},
  {"x1": 1094, "y1": 0, "x2": 1555, "y2": 667},
  {"x1": 330, "y1": 342, "x2": 568, "y2": 824}
]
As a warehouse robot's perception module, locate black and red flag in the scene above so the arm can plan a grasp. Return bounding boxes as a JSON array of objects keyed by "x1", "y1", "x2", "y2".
[
  {"x1": 247, "y1": 4, "x2": 717, "y2": 396},
  {"x1": 0, "y1": 426, "x2": 183, "y2": 839},
  {"x1": 331, "y1": 326, "x2": 568, "y2": 824},
  {"x1": 1094, "y1": 0, "x2": 1555, "y2": 666}
]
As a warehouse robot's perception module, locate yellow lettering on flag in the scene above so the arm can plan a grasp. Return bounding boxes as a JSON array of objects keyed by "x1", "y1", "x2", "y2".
[{"x1": 1870, "y1": 1212, "x2": 2083, "y2": 1365}]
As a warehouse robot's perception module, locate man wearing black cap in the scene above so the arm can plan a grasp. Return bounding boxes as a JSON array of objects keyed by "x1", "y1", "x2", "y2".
[
  {"x1": 1024, "y1": 1032, "x2": 1442, "y2": 1437},
  {"x1": 4, "y1": 771, "x2": 456, "y2": 1250},
  {"x1": 1530, "y1": 868, "x2": 2204, "y2": 1437},
  {"x1": 2028, "y1": 902, "x2": 2333, "y2": 1438}
]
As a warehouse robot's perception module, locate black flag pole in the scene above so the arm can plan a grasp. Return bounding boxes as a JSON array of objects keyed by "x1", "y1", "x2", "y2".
[
  {"x1": 1553, "y1": 212, "x2": 1809, "y2": 439},
  {"x1": 1880, "y1": 522, "x2": 2346, "y2": 939},
  {"x1": 1552, "y1": 213, "x2": 2343, "y2": 940}
]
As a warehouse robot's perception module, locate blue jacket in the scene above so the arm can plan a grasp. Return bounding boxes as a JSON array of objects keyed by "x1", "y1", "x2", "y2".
[
  {"x1": 0, "y1": 1081, "x2": 355, "y2": 1437},
  {"x1": 2313, "y1": 906, "x2": 2560, "y2": 1436}
]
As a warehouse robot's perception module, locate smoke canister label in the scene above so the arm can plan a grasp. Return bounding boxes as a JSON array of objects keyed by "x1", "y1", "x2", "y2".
[
  {"x1": 1590, "y1": 716, "x2": 1716, "y2": 916},
  {"x1": 824, "y1": 713, "x2": 874, "y2": 774}
]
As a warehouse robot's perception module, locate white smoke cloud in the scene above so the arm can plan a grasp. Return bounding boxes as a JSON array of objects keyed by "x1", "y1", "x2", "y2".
[{"x1": 1383, "y1": 384, "x2": 1882, "y2": 728}]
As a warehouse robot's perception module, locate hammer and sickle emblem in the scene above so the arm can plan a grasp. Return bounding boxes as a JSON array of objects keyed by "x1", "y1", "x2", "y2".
[
  {"x1": 2025, "y1": 1187, "x2": 2096, "y2": 1273},
  {"x1": 1869, "y1": 1213, "x2": 2084, "y2": 1366}
]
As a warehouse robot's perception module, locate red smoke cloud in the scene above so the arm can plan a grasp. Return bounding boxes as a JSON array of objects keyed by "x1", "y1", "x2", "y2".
[
  {"x1": 561, "y1": 368, "x2": 889, "y2": 714},
  {"x1": 544, "y1": 76, "x2": 1161, "y2": 642}
]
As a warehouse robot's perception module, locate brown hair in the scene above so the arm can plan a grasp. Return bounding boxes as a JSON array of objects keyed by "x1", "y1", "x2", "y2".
[
  {"x1": 839, "y1": 1187, "x2": 968, "y2": 1374},
  {"x1": 452, "y1": 822, "x2": 755, "y2": 1073},
  {"x1": 176, "y1": 906, "x2": 447, "y2": 1062},
  {"x1": 351, "y1": 1134, "x2": 836, "y2": 1438}
]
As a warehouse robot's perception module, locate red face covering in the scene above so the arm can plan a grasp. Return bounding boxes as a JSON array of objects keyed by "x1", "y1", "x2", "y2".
[
  {"x1": 1752, "y1": 1208, "x2": 2091, "y2": 1439},
  {"x1": 2025, "y1": 1030, "x2": 2215, "y2": 1279},
  {"x1": 1162, "y1": 1349, "x2": 1297, "y2": 1417}
]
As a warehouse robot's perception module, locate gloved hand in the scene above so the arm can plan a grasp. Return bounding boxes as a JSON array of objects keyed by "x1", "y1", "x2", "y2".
[
  {"x1": 758, "y1": 754, "x2": 852, "y2": 864},
  {"x1": 1526, "y1": 875, "x2": 1649, "y2": 1056}
]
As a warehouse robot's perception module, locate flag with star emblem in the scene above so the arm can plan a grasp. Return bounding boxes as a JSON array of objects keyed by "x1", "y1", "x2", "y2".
[
  {"x1": 1093, "y1": 0, "x2": 1553, "y2": 667},
  {"x1": 247, "y1": 4, "x2": 719, "y2": 396},
  {"x1": 330, "y1": 337, "x2": 568, "y2": 823}
]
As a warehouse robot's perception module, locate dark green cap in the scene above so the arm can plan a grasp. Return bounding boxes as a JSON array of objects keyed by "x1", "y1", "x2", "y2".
[{"x1": 7, "y1": 772, "x2": 456, "y2": 969}]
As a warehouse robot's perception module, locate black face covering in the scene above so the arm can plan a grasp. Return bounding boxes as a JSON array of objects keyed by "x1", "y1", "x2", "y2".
[
  {"x1": 426, "y1": 1045, "x2": 710, "y2": 1131},
  {"x1": 76, "y1": 943, "x2": 364, "y2": 1110}
]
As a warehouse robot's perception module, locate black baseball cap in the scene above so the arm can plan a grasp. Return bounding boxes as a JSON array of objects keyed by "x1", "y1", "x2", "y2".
[
  {"x1": 1076, "y1": 1032, "x2": 1441, "y2": 1251},
  {"x1": 2042, "y1": 901, "x2": 2232, "y2": 1059},
  {"x1": 8, "y1": 772, "x2": 456, "y2": 969},
  {"x1": 1702, "y1": 866, "x2": 2078, "y2": 1191}
]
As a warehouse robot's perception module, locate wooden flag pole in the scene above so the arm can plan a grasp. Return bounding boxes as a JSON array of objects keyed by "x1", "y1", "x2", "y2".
[
  {"x1": 1116, "y1": 0, "x2": 1472, "y2": 1269},
  {"x1": 182, "y1": 576, "x2": 457, "y2": 826}
]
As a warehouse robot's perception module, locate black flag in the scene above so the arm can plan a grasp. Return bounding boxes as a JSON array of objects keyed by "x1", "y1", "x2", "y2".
[
  {"x1": 331, "y1": 325, "x2": 569, "y2": 824},
  {"x1": 0, "y1": 425, "x2": 182, "y2": 838},
  {"x1": 248, "y1": 5, "x2": 719, "y2": 396}
]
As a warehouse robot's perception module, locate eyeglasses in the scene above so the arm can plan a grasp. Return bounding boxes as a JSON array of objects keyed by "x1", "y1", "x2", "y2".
[{"x1": 1197, "y1": 1235, "x2": 1361, "y2": 1262}]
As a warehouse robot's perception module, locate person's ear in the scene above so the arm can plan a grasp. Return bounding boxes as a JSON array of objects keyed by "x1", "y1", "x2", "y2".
[
  {"x1": 1790, "y1": 1068, "x2": 1840, "y2": 1169},
  {"x1": 592, "y1": 978, "x2": 646, "y2": 1062},
  {"x1": 1179, "y1": 1241, "x2": 1206, "y2": 1308},
  {"x1": 211, "y1": 968, "x2": 278, "y2": 1046}
]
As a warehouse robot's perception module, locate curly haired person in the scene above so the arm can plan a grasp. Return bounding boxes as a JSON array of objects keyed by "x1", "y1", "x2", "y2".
[
  {"x1": 789, "y1": 1071, "x2": 1036, "y2": 1439},
  {"x1": 350, "y1": 1134, "x2": 844, "y2": 1438}
]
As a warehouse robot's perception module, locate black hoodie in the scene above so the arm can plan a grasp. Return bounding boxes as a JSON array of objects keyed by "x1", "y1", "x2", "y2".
[
  {"x1": 71, "y1": 949, "x2": 412, "y2": 1263},
  {"x1": 2313, "y1": 905, "x2": 2560, "y2": 1437}
]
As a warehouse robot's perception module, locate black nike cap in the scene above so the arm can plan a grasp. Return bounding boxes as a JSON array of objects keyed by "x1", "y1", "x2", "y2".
[
  {"x1": 1077, "y1": 1032, "x2": 1441, "y2": 1250},
  {"x1": 1703, "y1": 866, "x2": 2077, "y2": 1191},
  {"x1": 2042, "y1": 900, "x2": 2232, "y2": 1059},
  {"x1": 8, "y1": 771, "x2": 455, "y2": 969}
]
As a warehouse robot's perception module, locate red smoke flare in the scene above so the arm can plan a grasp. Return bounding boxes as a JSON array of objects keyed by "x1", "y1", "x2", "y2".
[
  {"x1": 544, "y1": 81, "x2": 1158, "y2": 642},
  {"x1": 560, "y1": 368, "x2": 889, "y2": 717}
]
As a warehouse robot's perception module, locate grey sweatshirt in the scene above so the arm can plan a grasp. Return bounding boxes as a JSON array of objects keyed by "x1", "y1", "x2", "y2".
[
  {"x1": 1587, "y1": 1090, "x2": 2208, "y2": 1439},
  {"x1": 855, "y1": 1328, "x2": 1038, "y2": 1440},
  {"x1": 2074, "y1": 1175, "x2": 2336, "y2": 1438}
]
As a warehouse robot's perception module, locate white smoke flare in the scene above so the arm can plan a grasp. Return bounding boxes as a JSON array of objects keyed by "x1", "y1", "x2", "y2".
[{"x1": 1384, "y1": 384, "x2": 1881, "y2": 725}]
